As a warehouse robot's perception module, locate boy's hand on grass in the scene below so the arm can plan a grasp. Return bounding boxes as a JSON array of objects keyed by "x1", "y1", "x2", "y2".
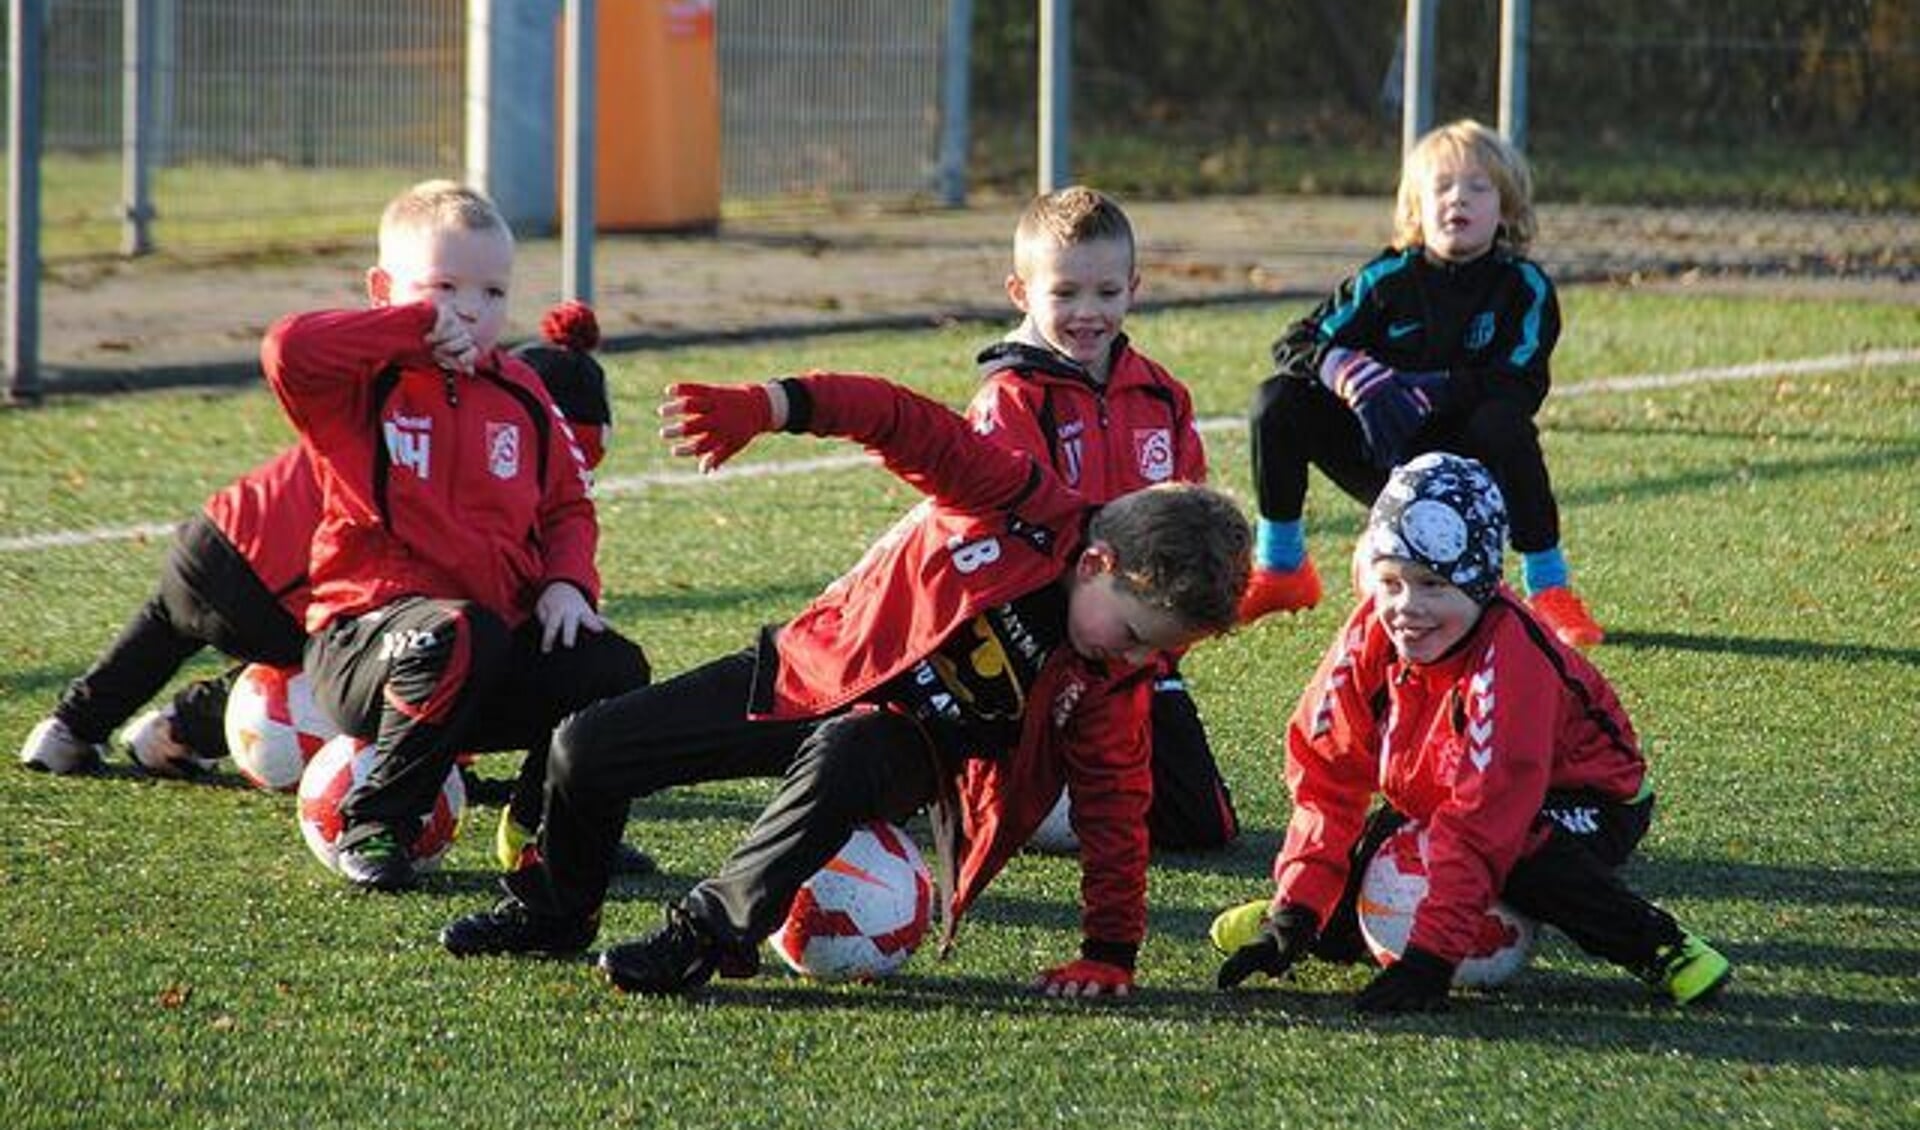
[
  {"x1": 535, "y1": 581, "x2": 605, "y2": 652},
  {"x1": 1216, "y1": 904, "x2": 1319, "y2": 990},
  {"x1": 1353, "y1": 945, "x2": 1454, "y2": 1014},
  {"x1": 659, "y1": 382, "x2": 778, "y2": 473},
  {"x1": 1032, "y1": 958, "x2": 1134, "y2": 998}
]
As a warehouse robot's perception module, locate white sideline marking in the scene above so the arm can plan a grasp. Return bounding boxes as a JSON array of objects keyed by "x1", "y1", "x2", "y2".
[{"x1": 4, "y1": 348, "x2": 1916, "y2": 555}]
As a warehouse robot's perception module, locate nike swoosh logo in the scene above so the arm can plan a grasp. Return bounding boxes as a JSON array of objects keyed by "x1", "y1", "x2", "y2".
[{"x1": 1387, "y1": 321, "x2": 1420, "y2": 340}]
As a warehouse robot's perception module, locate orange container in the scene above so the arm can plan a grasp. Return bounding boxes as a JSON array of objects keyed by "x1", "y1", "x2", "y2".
[{"x1": 568, "y1": 0, "x2": 721, "y2": 231}]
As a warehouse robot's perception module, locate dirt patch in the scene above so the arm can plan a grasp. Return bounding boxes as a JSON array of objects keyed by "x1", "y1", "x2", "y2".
[{"x1": 16, "y1": 194, "x2": 1917, "y2": 394}]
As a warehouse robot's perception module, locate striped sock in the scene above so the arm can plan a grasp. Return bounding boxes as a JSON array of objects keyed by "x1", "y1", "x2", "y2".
[
  {"x1": 1255, "y1": 519, "x2": 1306, "y2": 573},
  {"x1": 1522, "y1": 546, "x2": 1570, "y2": 594}
]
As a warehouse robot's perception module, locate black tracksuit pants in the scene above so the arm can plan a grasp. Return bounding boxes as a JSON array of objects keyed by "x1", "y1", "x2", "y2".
[
  {"x1": 1144, "y1": 669, "x2": 1239, "y2": 851},
  {"x1": 1313, "y1": 790, "x2": 1685, "y2": 972},
  {"x1": 1248, "y1": 377, "x2": 1562, "y2": 554},
  {"x1": 54, "y1": 514, "x2": 306, "y2": 753},
  {"x1": 509, "y1": 648, "x2": 943, "y2": 955},
  {"x1": 305, "y1": 595, "x2": 649, "y2": 849}
]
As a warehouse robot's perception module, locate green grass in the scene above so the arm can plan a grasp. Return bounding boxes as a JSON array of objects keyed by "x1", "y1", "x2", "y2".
[
  {"x1": 11, "y1": 156, "x2": 427, "y2": 261},
  {"x1": 2, "y1": 289, "x2": 1917, "y2": 1129}
]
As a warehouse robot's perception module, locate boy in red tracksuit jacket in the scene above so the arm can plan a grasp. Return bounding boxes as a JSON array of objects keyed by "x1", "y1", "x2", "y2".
[
  {"x1": 1215, "y1": 453, "x2": 1731, "y2": 1012},
  {"x1": 441, "y1": 372, "x2": 1252, "y2": 1000},
  {"x1": 968, "y1": 184, "x2": 1238, "y2": 852},
  {"x1": 264, "y1": 180, "x2": 647, "y2": 892},
  {"x1": 19, "y1": 447, "x2": 319, "y2": 776},
  {"x1": 16, "y1": 302, "x2": 622, "y2": 786}
]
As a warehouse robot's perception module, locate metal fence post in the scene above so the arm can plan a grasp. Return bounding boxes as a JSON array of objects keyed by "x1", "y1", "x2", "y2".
[
  {"x1": 122, "y1": 0, "x2": 156, "y2": 257},
  {"x1": 1038, "y1": 0, "x2": 1070, "y2": 192},
  {"x1": 466, "y1": 0, "x2": 559, "y2": 236},
  {"x1": 938, "y1": 0, "x2": 973, "y2": 207},
  {"x1": 7, "y1": 0, "x2": 44, "y2": 402},
  {"x1": 1498, "y1": 0, "x2": 1529, "y2": 151},
  {"x1": 561, "y1": 0, "x2": 594, "y2": 304},
  {"x1": 1401, "y1": 0, "x2": 1436, "y2": 155}
]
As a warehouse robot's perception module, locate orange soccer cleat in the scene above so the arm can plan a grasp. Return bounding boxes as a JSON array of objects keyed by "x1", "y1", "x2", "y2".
[
  {"x1": 1238, "y1": 559, "x2": 1323, "y2": 623},
  {"x1": 1529, "y1": 586, "x2": 1605, "y2": 649}
]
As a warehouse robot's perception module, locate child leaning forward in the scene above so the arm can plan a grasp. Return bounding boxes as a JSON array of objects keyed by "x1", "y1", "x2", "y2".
[{"x1": 1216, "y1": 453, "x2": 1730, "y2": 1013}]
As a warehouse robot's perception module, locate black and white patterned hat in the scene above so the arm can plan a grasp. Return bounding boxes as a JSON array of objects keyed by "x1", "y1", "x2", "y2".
[{"x1": 1363, "y1": 452, "x2": 1507, "y2": 604}]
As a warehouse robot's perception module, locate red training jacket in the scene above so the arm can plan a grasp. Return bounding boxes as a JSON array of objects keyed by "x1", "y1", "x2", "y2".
[
  {"x1": 967, "y1": 337, "x2": 1207, "y2": 497},
  {"x1": 1273, "y1": 589, "x2": 1644, "y2": 964},
  {"x1": 763, "y1": 373, "x2": 1156, "y2": 950},
  {"x1": 200, "y1": 446, "x2": 322, "y2": 624},
  {"x1": 262, "y1": 303, "x2": 600, "y2": 631}
]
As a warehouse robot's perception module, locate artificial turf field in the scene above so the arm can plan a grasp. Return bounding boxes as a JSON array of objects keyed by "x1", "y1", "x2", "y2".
[{"x1": 2, "y1": 289, "x2": 1915, "y2": 1129}]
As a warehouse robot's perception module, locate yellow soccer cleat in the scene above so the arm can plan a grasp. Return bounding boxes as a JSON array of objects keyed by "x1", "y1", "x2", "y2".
[
  {"x1": 495, "y1": 808, "x2": 537, "y2": 873},
  {"x1": 1209, "y1": 898, "x2": 1274, "y2": 956}
]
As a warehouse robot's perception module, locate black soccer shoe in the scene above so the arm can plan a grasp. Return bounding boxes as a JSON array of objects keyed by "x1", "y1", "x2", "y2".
[
  {"x1": 441, "y1": 896, "x2": 599, "y2": 957},
  {"x1": 611, "y1": 841, "x2": 658, "y2": 878},
  {"x1": 597, "y1": 905, "x2": 721, "y2": 995},
  {"x1": 336, "y1": 829, "x2": 418, "y2": 893}
]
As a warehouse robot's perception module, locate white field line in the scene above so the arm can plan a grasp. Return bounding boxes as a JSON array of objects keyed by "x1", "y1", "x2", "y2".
[{"x1": 5, "y1": 347, "x2": 1916, "y2": 556}]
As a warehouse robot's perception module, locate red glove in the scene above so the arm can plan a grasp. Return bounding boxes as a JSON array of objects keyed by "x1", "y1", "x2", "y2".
[
  {"x1": 1032, "y1": 958, "x2": 1135, "y2": 998},
  {"x1": 660, "y1": 382, "x2": 774, "y2": 472}
]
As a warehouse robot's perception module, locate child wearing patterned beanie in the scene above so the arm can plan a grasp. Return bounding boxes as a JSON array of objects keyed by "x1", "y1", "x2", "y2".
[{"x1": 1214, "y1": 452, "x2": 1730, "y2": 1013}]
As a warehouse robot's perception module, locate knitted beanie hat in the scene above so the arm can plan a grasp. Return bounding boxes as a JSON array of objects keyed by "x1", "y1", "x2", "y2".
[
  {"x1": 1363, "y1": 452, "x2": 1507, "y2": 604},
  {"x1": 514, "y1": 301, "x2": 611, "y2": 469}
]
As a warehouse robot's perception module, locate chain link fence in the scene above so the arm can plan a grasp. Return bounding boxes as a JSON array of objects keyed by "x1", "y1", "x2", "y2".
[
  {"x1": 26, "y1": 0, "x2": 465, "y2": 259},
  {"x1": 8, "y1": 0, "x2": 956, "y2": 261},
  {"x1": 3, "y1": 1, "x2": 1913, "y2": 392},
  {"x1": 718, "y1": 0, "x2": 951, "y2": 202}
]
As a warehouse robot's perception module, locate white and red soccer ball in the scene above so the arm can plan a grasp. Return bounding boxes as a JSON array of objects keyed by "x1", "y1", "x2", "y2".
[
  {"x1": 1026, "y1": 788, "x2": 1079, "y2": 855},
  {"x1": 295, "y1": 734, "x2": 465, "y2": 874},
  {"x1": 1357, "y1": 821, "x2": 1539, "y2": 988},
  {"x1": 224, "y1": 663, "x2": 340, "y2": 792},
  {"x1": 771, "y1": 821, "x2": 933, "y2": 982}
]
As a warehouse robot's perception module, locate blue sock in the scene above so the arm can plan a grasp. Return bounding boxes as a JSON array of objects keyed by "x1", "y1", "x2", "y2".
[
  {"x1": 1522, "y1": 546, "x2": 1569, "y2": 594},
  {"x1": 1255, "y1": 519, "x2": 1306, "y2": 572}
]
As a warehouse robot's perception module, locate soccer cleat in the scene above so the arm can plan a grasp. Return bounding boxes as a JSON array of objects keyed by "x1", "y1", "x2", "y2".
[
  {"x1": 597, "y1": 905, "x2": 721, "y2": 995},
  {"x1": 1529, "y1": 586, "x2": 1605, "y2": 649},
  {"x1": 18, "y1": 716, "x2": 105, "y2": 775},
  {"x1": 1237, "y1": 559, "x2": 1323, "y2": 623},
  {"x1": 1639, "y1": 933, "x2": 1732, "y2": 1005},
  {"x1": 1209, "y1": 898, "x2": 1272, "y2": 955},
  {"x1": 336, "y1": 829, "x2": 419, "y2": 893},
  {"x1": 121, "y1": 708, "x2": 217, "y2": 778},
  {"x1": 441, "y1": 896, "x2": 599, "y2": 957}
]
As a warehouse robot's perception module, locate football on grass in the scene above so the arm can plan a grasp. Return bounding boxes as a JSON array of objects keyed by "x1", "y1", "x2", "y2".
[
  {"x1": 225, "y1": 663, "x2": 340, "y2": 791},
  {"x1": 296, "y1": 734, "x2": 465, "y2": 874},
  {"x1": 771, "y1": 821, "x2": 933, "y2": 982},
  {"x1": 1357, "y1": 821, "x2": 1539, "y2": 987},
  {"x1": 1026, "y1": 787, "x2": 1079, "y2": 854}
]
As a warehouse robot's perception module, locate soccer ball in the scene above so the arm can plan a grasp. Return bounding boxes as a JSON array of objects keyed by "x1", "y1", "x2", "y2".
[
  {"x1": 1357, "y1": 821, "x2": 1539, "y2": 988},
  {"x1": 771, "y1": 821, "x2": 933, "y2": 982},
  {"x1": 295, "y1": 734, "x2": 465, "y2": 874},
  {"x1": 1026, "y1": 787, "x2": 1079, "y2": 854},
  {"x1": 225, "y1": 663, "x2": 340, "y2": 792}
]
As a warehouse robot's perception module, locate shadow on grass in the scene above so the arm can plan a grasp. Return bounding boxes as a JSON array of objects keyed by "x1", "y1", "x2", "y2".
[
  {"x1": 1629, "y1": 854, "x2": 1918, "y2": 913},
  {"x1": 1545, "y1": 431, "x2": 1920, "y2": 510},
  {"x1": 1606, "y1": 628, "x2": 1920, "y2": 667},
  {"x1": 13, "y1": 756, "x2": 267, "y2": 794},
  {"x1": 640, "y1": 962, "x2": 1919, "y2": 1072}
]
